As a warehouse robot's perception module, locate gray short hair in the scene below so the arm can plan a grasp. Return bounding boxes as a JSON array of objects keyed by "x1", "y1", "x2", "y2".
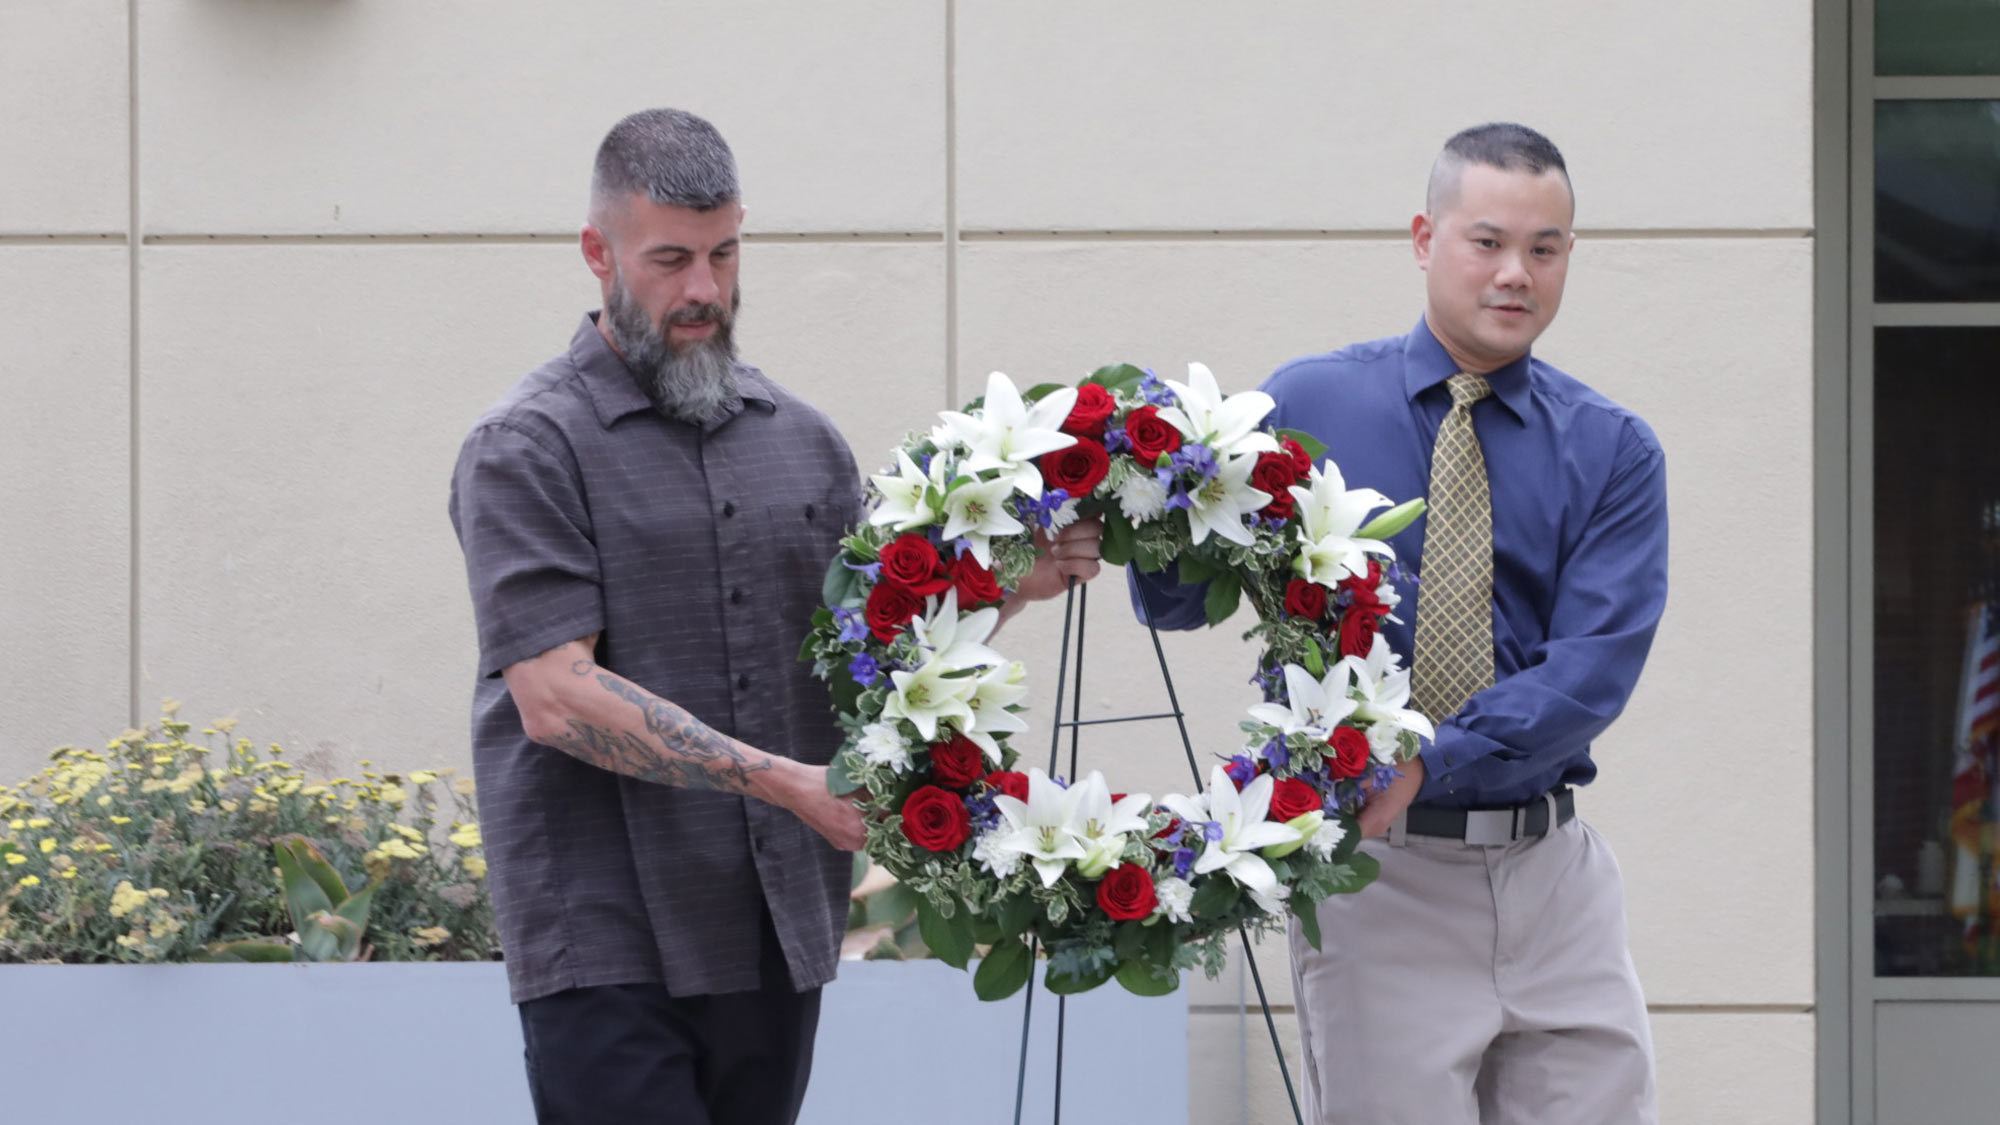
[
  {"x1": 591, "y1": 108, "x2": 740, "y2": 213},
  {"x1": 1427, "y1": 122, "x2": 1572, "y2": 216}
]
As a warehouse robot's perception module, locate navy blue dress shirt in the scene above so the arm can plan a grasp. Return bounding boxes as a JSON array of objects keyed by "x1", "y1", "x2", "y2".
[{"x1": 1131, "y1": 316, "x2": 1668, "y2": 808}]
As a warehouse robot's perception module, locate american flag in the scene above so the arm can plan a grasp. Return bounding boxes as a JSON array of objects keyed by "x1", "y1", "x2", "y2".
[{"x1": 1948, "y1": 602, "x2": 2000, "y2": 923}]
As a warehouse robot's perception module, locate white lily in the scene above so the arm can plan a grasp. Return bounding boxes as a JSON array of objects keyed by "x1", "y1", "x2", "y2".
[
  {"x1": 1156, "y1": 362, "x2": 1280, "y2": 459},
  {"x1": 1066, "y1": 771, "x2": 1154, "y2": 878},
  {"x1": 907, "y1": 591, "x2": 1004, "y2": 673},
  {"x1": 938, "y1": 476, "x2": 1024, "y2": 567},
  {"x1": 1158, "y1": 766, "x2": 1302, "y2": 915},
  {"x1": 1333, "y1": 634, "x2": 1437, "y2": 757},
  {"x1": 1290, "y1": 460, "x2": 1396, "y2": 586},
  {"x1": 1245, "y1": 663, "x2": 1361, "y2": 742},
  {"x1": 878, "y1": 660, "x2": 977, "y2": 743},
  {"x1": 989, "y1": 770, "x2": 1090, "y2": 888},
  {"x1": 956, "y1": 661, "x2": 1030, "y2": 759},
  {"x1": 1183, "y1": 451, "x2": 1272, "y2": 548},
  {"x1": 932, "y1": 371, "x2": 1078, "y2": 497},
  {"x1": 867, "y1": 448, "x2": 944, "y2": 532}
]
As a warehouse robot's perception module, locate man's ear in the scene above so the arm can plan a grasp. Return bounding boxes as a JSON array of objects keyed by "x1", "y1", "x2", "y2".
[
  {"x1": 580, "y1": 224, "x2": 614, "y2": 283},
  {"x1": 1412, "y1": 213, "x2": 1435, "y2": 272}
]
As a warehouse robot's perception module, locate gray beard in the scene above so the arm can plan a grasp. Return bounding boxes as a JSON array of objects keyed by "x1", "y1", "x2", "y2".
[{"x1": 605, "y1": 280, "x2": 742, "y2": 427}]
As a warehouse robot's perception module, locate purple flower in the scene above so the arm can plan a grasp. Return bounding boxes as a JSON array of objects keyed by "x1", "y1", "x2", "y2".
[
  {"x1": 1201, "y1": 820, "x2": 1224, "y2": 843},
  {"x1": 1137, "y1": 371, "x2": 1177, "y2": 407},
  {"x1": 1224, "y1": 754, "x2": 1257, "y2": 788},
  {"x1": 842, "y1": 557, "x2": 883, "y2": 582},
  {"x1": 1173, "y1": 847, "x2": 1196, "y2": 878},
  {"x1": 965, "y1": 791, "x2": 1001, "y2": 830},
  {"x1": 1015, "y1": 488, "x2": 1072, "y2": 530},
  {"x1": 847, "y1": 653, "x2": 880, "y2": 687},
  {"x1": 1166, "y1": 443, "x2": 1218, "y2": 482},
  {"x1": 1104, "y1": 427, "x2": 1132, "y2": 454},
  {"x1": 832, "y1": 606, "x2": 870, "y2": 645},
  {"x1": 1261, "y1": 738, "x2": 1291, "y2": 771}
]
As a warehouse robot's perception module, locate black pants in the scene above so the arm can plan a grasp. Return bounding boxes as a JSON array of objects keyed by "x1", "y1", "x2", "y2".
[{"x1": 517, "y1": 921, "x2": 821, "y2": 1124}]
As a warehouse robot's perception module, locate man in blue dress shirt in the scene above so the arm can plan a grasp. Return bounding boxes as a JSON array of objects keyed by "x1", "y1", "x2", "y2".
[{"x1": 1132, "y1": 124, "x2": 1666, "y2": 1123}]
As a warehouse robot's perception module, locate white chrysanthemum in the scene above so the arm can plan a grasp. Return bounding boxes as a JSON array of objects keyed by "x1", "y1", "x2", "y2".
[
  {"x1": 1047, "y1": 497, "x2": 1081, "y2": 532},
  {"x1": 1116, "y1": 473, "x2": 1169, "y2": 523},
  {"x1": 1366, "y1": 721, "x2": 1404, "y2": 762},
  {"x1": 973, "y1": 829, "x2": 1023, "y2": 878},
  {"x1": 1306, "y1": 816, "x2": 1347, "y2": 861},
  {"x1": 855, "y1": 721, "x2": 913, "y2": 772},
  {"x1": 1153, "y1": 876, "x2": 1194, "y2": 923}
]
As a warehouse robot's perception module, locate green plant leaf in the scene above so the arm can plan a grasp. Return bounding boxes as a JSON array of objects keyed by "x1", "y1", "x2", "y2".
[
  {"x1": 1044, "y1": 960, "x2": 1114, "y2": 995},
  {"x1": 996, "y1": 892, "x2": 1038, "y2": 941},
  {"x1": 1302, "y1": 642, "x2": 1325, "y2": 677},
  {"x1": 203, "y1": 940, "x2": 295, "y2": 963},
  {"x1": 1295, "y1": 896, "x2": 1323, "y2": 952},
  {"x1": 1329, "y1": 814, "x2": 1362, "y2": 864},
  {"x1": 973, "y1": 937, "x2": 1034, "y2": 1001},
  {"x1": 1189, "y1": 876, "x2": 1242, "y2": 919},
  {"x1": 1115, "y1": 958, "x2": 1180, "y2": 997},
  {"x1": 1100, "y1": 511, "x2": 1139, "y2": 567},
  {"x1": 1022, "y1": 382, "x2": 1068, "y2": 403},
  {"x1": 1113, "y1": 920, "x2": 1148, "y2": 962},
  {"x1": 826, "y1": 754, "x2": 865, "y2": 797},
  {"x1": 1085, "y1": 364, "x2": 1147, "y2": 397},
  {"x1": 1176, "y1": 554, "x2": 1221, "y2": 585},
  {"x1": 915, "y1": 896, "x2": 974, "y2": 970},
  {"x1": 1355, "y1": 498, "x2": 1427, "y2": 542},
  {"x1": 821, "y1": 556, "x2": 863, "y2": 608},
  {"x1": 273, "y1": 839, "x2": 335, "y2": 929},
  {"x1": 1323, "y1": 851, "x2": 1381, "y2": 896},
  {"x1": 866, "y1": 882, "x2": 923, "y2": 929},
  {"x1": 1276, "y1": 428, "x2": 1328, "y2": 462},
  {"x1": 1203, "y1": 572, "x2": 1243, "y2": 626}
]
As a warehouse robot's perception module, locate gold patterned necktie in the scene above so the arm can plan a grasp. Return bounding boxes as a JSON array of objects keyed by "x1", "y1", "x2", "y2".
[{"x1": 1412, "y1": 372, "x2": 1496, "y2": 720}]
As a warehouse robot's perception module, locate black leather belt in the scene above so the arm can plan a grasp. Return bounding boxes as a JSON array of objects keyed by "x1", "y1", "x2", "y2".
[{"x1": 1403, "y1": 787, "x2": 1575, "y2": 846}]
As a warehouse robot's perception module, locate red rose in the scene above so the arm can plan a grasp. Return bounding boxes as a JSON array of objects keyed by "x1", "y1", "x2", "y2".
[
  {"x1": 899, "y1": 785, "x2": 972, "y2": 852},
  {"x1": 1268, "y1": 778, "x2": 1322, "y2": 822},
  {"x1": 1095, "y1": 863, "x2": 1159, "y2": 921},
  {"x1": 1123, "y1": 405, "x2": 1183, "y2": 465},
  {"x1": 985, "y1": 770, "x2": 1030, "y2": 803},
  {"x1": 1327, "y1": 727, "x2": 1371, "y2": 779},
  {"x1": 927, "y1": 735, "x2": 986, "y2": 789},
  {"x1": 1283, "y1": 579, "x2": 1328, "y2": 621},
  {"x1": 1260, "y1": 491, "x2": 1297, "y2": 522},
  {"x1": 946, "y1": 553, "x2": 1005, "y2": 608},
  {"x1": 1338, "y1": 607, "x2": 1380, "y2": 658},
  {"x1": 1062, "y1": 383, "x2": 1116, "y2": 439},
  {"x1": 877, "y1": 534, "x2": 952, "y2": 596},
  {"x1": 1338, "y1": 560, "x2": 1385, "y2": 605},
  {"x1": 1282, "y1": 437, "x2": 1312, "y2": 477},
  {"x1": 1038, "y1": 438, "x2": 1110, "y2": 497},
  {"x1": 1251, "y1": 450, "x2": 1298, "y2": 502},
  {"x1": 864, "y1": 581, "x2": 924, "y2": 643}
]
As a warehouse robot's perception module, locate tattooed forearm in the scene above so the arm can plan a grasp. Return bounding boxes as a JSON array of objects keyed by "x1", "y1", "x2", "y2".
[{"x1": 532, "y1": 665, "x2": 773, "y2": 792}]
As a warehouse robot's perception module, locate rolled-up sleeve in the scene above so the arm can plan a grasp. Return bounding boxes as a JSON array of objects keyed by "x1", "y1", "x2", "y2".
[
  {"x1": 1418, "y1": 419, "x2": 1669, "y2": 801},
  {"x1": 448, "y1": 422, "x2": 605, "y2": 678}
]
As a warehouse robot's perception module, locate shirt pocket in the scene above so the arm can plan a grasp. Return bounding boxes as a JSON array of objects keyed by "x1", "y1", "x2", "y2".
[{"x1": 764, "y1": 492, "x2": 850, "y2": 645}]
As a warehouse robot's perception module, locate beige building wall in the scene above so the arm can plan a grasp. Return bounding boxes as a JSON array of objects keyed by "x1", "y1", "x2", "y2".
[{"x1": 1, "y1": 2, "x2": 1815, "y2": 1121}]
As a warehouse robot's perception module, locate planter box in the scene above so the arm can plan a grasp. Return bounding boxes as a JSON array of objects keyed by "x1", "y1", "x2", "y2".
[{"x1": 0, "y1": 960, "x2": 1186, "y2": 1124}]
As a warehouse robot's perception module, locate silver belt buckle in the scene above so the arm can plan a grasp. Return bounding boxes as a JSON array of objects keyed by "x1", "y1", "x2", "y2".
[{"x1": 1463, "y1": 809, "x2": 1514, "y2": 847}]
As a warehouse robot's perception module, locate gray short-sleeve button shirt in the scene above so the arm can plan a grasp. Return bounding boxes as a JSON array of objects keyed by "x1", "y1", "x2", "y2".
[{"x1": 449, "y1": 314, "x2": 861, "y2": 1004}]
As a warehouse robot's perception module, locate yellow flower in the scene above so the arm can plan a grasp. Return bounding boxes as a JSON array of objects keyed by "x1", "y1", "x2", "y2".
[
  {"x1": 148, "y1": 916, "x2": 183, "y2": 939},
  {"x1": 410, "y1": 925, "x2": 452, "y2": 947},
  {"x1": 448, "y1": 824, "x2": 482, "y2": 849},
  {"x1": 186, "y1": 799, "x2": 207, "y2": 814},
  {"x1": 214, "y1": 717, "x2": 238, "y2": 734},
  {"x1": 218, "y1": 800, "x2": 240, "y2": 815},
  {"x1": 116, "y1": 934, "x2": 143, "y2": 950},
  {"x1": 464, "y1": 856, "x2": 487, "y2": 879},
  {"x1": 17, "y1": 876, "x2": 39, "y2": 887},
  {"x1": 152, "y1": 756, "x2": 175, "y2": 765},
  {"x1": 379, "y1": 785, "x2": 408, "y2": 806},
  {"x1": 109, "y1": 816, "x2": 132, "y2": 826},
  {"x1": 408, "y1": 770, "x2": 438, "y2": 785},
  {"x1": 301, "y1": 785, "x2": 329, "y2": 798},
  {"x1": 27, "y1": 818, "x2": 50, "y2": 830},
  {"x1": 39, "y1": 838, "x2": 56, "y2": 854},
  {"x1": 7, "y1": 819, "x2": 22, "y2": 831},
  {"x1": 389, "y1": 824, "x2": 425, "y2": 843},
  {"x1": 58, "y1": 868, "x2": 76, "y2": 879},
  {"x1": 160, "y1": 697, "x2": 181, "y2": 716},
  {"x1": 93, "y1": 844, "x2": 113, "y2": 853},
  {"x1": 96, "y1": 795, "x2": 113, "y2": 808},
  {"x1": 453, "y1": 777, "x2": 477, "y2": 797},
  {"x1": 140, "y1": 779, "x2": 168, "y2": 794},
  {"x1": 4, "y1": 854, "x2": 25, "y2": 866},
  {"x1": 324, "y1": 815, "x2": 342, "y2": 826}
]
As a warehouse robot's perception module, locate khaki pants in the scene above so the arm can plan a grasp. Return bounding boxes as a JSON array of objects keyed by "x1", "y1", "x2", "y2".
[{"x1": 1287, "y1": 817, "x2": 1658, "y2": 1124}]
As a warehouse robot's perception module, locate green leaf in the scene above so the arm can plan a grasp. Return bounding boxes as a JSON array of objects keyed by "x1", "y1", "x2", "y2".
[
  {"x1": 1329, "y1": 814, "x2": 1362, "y2": 864},
  {"x1": 1115, "y1": 958, "x2": 1181, "y2": 997},
  {"x1": 1023, "y1": 382, "x2": 1068, "y2": 403},
  {"x1": 273, "y1": 839, "x2": 335, "y2": 928},
  {"x1": 1100, "y1": 511, "x2": 1139, "y2": 567},
  {"x1": 866, "y1": 882, "x2": 923, "y2": 929},
  {"x1": 829, "y1": 669, "x2": 864, "y2": 714},
  {"x1": 969, "y1": 914, "x2": 1004, "y2": 946},
  {"x1": 1044, "y1": 960, "x2": 1114, "y2": 995},
  {"x1": 849, "y1": 852, "x2": 870, "y2": 891},
  {"x1": 825, "y1": 754, "x2": 865, "y2": 797},
  {"x1": 916, "y1": 896, "x2": 974, "y2": 970},
  {"x1": 203, "y1": 940, "x2": 296, "y2": 963},
  {"x1": 821, "y1": 556, "x2": 863, "y2": 608},
  {"x1": 1323, "y1": 851, "x2": 1381, "y2": 896},
  {"x1": 331, "y1": 882, "x2": 377, "y2": 959},
  {"x1": 1085, "y1": 364, "x2": 1148, "y2": 397},
  {"x1": 1144, "y1": 920, "x2": 1178, "y2": 967},
  {"x1": 1203, "y1": 572, "x2": 1243, "y2": 625},
  {"x1": 1295, "y1": 896, "x2": 1323, "y2": 952},
  {"x1": 1276, "y1": 428, "x2": 1328, "y2": 463},
  {"x1": 1176, "y1": 554, "x2": 1221, "y2": 585},
  {"x1": 1189, "y1": 876, "x2": 1242, "y2": 920},
  {"x1": 1113, "y1": 921, "x2": 1148, "y2": 962},
  {"x1": 996, "y1": 892, "x2": 1038, "y2": 940},
  {"x1": 1355, "y1": 498, "x2": 1428, "y2": 542},
  {"x1": 1302, "y1": 642, "x2": 1325, "y2": 677},
  {"x1": 973, "y1": 937, "x2": 1034, "y2": 1001}
]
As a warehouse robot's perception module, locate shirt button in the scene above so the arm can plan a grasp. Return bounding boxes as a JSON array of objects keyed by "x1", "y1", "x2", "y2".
[
  {"x1": 730, "y1": 588, "x2": 744, "y2": 605},
  {"x1": 805, "y1": 503, "x2": 817, "y2": 521},
  {"x1": 736, "y1": 674, "x2": 750, "y2": 691},
  {"x1": 754, "y1": 837, "x2": 768, "y2": 854},
  {"x1": 722, "y1": 501, "x2": 736, "y2": 518}
]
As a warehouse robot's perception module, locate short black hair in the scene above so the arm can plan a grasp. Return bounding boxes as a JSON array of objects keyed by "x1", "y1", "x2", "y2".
[
  {"x1": 591, "y1": 107, "x2": 739, "y2": 214},
  {"x1": 1427, "y1": 123, "x2": 1572, "y2": 215}
]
